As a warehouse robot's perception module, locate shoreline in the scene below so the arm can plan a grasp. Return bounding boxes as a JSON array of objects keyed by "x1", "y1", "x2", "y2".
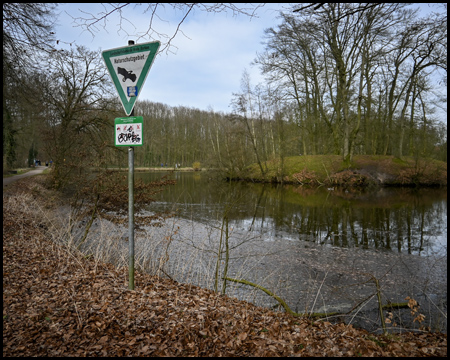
[
  {"x1": 96, "y1": 154, "x2": 447, "y2": 188},
  {"x1": 98, "y1": 167, "x2": 205, "y2": 172}
]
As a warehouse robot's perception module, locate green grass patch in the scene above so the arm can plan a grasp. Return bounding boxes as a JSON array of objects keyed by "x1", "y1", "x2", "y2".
[
  {"x1": 2, "y1": 168, "x2": 32, "y2": 178},
  {"x1": 241, "y1": 155, "x2": 447, "y2": 187}
]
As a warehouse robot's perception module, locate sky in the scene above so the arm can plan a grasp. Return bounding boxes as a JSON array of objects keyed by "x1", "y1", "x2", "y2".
[
  {"x1": 54, "y1": 3, "x2": 446, "y2": 120},
  {"x1": 54, "y1": 3, "x2": 289, "y2": 114}
]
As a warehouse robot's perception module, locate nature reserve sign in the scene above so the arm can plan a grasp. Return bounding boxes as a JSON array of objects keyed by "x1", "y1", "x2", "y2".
[
  {"x1": 102, "y1": 41, "x2": 160, "y2": 115},
  {"x1": 104, "y1": 41, "x2": 160, "y2": 290},
  {"x1": 114, "y1": 116, "x2": 143, "y2": 146}
]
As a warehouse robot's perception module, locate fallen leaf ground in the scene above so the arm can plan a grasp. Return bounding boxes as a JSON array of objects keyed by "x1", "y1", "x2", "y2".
[{"x1": 3, "y1": 177, "x2": 447, "y2": 357}]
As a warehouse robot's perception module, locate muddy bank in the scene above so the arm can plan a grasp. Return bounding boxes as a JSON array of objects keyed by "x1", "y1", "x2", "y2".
[{"x1": 79, "y1": 213, "x2": 447, "y2": 334}]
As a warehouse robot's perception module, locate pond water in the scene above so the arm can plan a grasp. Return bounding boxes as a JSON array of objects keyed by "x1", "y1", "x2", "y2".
[
  {"x1": 122, "y1": 171, "x2": 447, "y2": 333},
  {"x1": 137, "y1": 171, "x2": 447, "y2": 256}
]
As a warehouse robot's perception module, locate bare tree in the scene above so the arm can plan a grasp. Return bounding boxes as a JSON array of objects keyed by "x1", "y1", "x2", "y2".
[
  {"x1": 3, "y1": 3, "x2": 58, "y2": 168},
  {"x1": 39, "y1": 45, "x2": 117, "y2": 188},
  {"x1": 396, "y1": 14, "x2": 447, "y2": 158},
  {"x1": 3, "y1": 3, "x2": 57, "y2": 68},
  {"x1": 231, "y1": 70, "x2": 268, "y2": 178},
  {"x1": 255, "y1": 3, "x2": 446, "y2": 162}
]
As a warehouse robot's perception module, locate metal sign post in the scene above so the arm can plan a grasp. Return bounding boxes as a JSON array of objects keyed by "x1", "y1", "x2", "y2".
[
  {"x1": 113, "y1": 114, "x2": 143, "y2": 290},
  {"x1": 127, "y1": 40, "x2": 135, "y2": 290},
  {"x1": 105, "y1": 38, "x2": 159, "y2": 290},
  {"x1": 128, "y1": 139, "x2": 135, "y2": 290}
]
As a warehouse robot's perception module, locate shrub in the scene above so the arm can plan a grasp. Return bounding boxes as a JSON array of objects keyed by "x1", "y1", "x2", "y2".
[
  {"x1": 326, "y1": 169, "x2": 373, "y2": 188},
  {"x1": 192, "y1": 162, "x2": 201, "y2": 171},
  {"x1": 292, "y1": 169, "x2": 319, "y2": 185}
]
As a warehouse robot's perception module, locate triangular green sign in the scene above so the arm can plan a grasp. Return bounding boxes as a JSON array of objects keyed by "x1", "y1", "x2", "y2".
[{"x1": 102, "y1": 41, "x2": 161, "y2": 116}]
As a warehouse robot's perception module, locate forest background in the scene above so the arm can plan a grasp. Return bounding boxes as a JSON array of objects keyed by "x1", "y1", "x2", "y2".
[{"x1": 3, "y1": 3, "x2": 447, "y2": 190}]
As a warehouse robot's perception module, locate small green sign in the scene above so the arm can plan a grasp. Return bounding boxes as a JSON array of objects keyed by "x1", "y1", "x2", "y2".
[{"x1": 115, "y1": 116, "x2": 143, "y2": 147}]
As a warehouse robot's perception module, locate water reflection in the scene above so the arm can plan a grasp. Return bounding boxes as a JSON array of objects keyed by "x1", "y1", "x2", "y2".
[{"x1": 136, "y1": 171, "x2": 447, "y2": 256}]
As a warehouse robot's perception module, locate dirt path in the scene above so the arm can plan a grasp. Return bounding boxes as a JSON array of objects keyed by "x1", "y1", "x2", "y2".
[{"x1": 3, "y1": 166, "x2": 47, "y2": 187}]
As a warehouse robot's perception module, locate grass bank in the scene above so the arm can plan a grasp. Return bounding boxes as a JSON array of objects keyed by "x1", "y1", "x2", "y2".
[
  {"x1": 99, "y1": 166, "x2": 206, "y2": 172},
  {"x1": 240, "y1": 155, "x2": 447, "y2": 187}
]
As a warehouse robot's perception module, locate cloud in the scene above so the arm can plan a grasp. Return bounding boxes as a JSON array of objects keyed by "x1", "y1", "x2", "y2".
[{"x1": 54, "y1": 4, "x2": 286, "y2": 113}]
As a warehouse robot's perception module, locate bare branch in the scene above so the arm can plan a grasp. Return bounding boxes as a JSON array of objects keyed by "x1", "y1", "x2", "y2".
[
  {"x1": 66, "y1": 3, "x2": 266, "y2": 55},
  {"x1": 292, "y1": 3, "x2": 324, "y2": 13},
  {"x1": 293, "y1": 2, "x2": 383, "y2": 23}
]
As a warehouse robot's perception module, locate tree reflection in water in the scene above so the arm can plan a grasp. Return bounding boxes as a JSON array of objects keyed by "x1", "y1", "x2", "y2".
[{"x1": 139, "y1": 171, "x2": 446, "y2": 256}]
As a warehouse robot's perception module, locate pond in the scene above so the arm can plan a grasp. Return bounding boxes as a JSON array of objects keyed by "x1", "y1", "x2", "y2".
[
  {"x1": 137, "y1": 171, "x2": 447, "y2": 256},
  {"x1": 109, "y1": 170, "x2": 447, "y2": 333}
]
